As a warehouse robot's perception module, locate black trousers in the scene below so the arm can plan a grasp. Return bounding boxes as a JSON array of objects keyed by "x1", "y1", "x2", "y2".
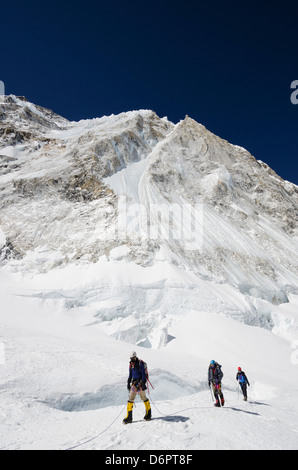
[{"x1": 240, "y1": 383, "x2": 247, "y2": 398}]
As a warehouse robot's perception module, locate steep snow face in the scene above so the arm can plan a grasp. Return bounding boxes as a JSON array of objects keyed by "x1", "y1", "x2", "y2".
[
  {"x1": 0, "y1": 96, "x2": 298, "y2": 342},
  {"x1": 138, "y1": 117, "x2": 298, "y2": 304}
]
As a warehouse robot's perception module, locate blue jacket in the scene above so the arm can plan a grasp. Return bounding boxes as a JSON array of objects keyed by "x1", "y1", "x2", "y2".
[
  {"x1": 236, "y1": 371, "x2": 250, "y2": 386},
  {"x1": 128, "y1": 359, "x2": 147, "y2": 387}
]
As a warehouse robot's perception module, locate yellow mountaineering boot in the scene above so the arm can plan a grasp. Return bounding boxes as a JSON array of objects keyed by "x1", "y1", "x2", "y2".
[
  {"x1": 143, "y1": 399, "x2": 151, "y2": 421},
  {"x1": 123, "y1": 401, "x2": 133, "y2": 424}
]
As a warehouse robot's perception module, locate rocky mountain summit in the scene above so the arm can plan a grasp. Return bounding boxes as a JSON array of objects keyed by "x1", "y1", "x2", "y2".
[{"x1": 0, "y1": 95, "x2": 298, "y2": 339}]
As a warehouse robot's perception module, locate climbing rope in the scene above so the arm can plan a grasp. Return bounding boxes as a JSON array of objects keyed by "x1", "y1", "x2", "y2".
[
  {"x1": 149, "y1": 394, "x2": 211, "y2": 418},
  {"x1": 64, "y1": 404, "x2": 126, "y2": 450},
  {"x1": 64, "y1": 389, "x2": 215, "y2": 450}
]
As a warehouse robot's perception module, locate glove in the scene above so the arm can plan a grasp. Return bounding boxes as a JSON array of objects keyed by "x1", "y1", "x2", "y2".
[
  {"x1": 140, "y1": 380, "x2": 146, "y2": 391},
  {"x1": 127, "y1": 380, "x2": 131, "y2": 391}
]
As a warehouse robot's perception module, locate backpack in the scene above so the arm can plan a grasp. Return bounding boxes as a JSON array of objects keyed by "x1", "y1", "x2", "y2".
[
  {"x1": 139, "y1": 359, "x2": 149, "y2": 382},
  {"x1": 238, "y1": 372, "x2": 246, "y2": 384},
  {"x1": 129, "y1": 358, "x2": 149, "y2": 381},
  {"x1": 213, "y1": 363, "x2": 223, "y2": 380},
  {"x1": 139, "y1": 359, "x2": 154, "y2": 391}
]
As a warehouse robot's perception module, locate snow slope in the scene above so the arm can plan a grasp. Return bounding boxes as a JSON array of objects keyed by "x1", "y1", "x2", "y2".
[{"x1": 1, "y1": 263, "x2": 298, "y2": 450}]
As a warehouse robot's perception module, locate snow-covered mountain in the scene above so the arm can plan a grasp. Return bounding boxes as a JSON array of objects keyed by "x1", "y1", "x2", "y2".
[
  {"x1": 1, "y1": 95, "x2": 298, "y2": 339},
  {"x1": 0, "y1": 96, "x2": 298, "y2": 450}
]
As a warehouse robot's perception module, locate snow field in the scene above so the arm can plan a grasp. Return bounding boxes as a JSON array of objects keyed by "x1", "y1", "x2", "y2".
[{"x1": 0, "y1": 267, "x2": 298, "y2": 450}]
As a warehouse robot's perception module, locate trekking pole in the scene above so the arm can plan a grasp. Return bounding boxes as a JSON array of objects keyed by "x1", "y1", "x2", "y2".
[
  {"x1": 247, "y1": 383, "x2": 251, "y2": 402},
  {"x1": 209, "y1": 383, "x2": 215, "y2": 404},
  {"x1": 216, "y1": 383, "x2": 223, "y2": 407}
]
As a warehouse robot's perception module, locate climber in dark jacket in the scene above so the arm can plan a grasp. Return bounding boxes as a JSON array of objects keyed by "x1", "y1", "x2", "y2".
[
  {"x1": 208, "y1": 360, "x2": 225, "y2": 407},
  {"x1": 127, "y1": 354, "x2": 147, "y2": 388},
  {"x1": 123, "y1": 351, "x2": 151, "y2": 424},
  {"x1": 236, "y1": 367, "x2": 250, "y2": 401}
]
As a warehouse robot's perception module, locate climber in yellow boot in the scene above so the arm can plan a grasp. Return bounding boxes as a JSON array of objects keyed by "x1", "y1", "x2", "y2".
[
  {"x1": 123, "y1": 401, "x2": 134, "y2": 424},
  {"x1": 143, "y1": 398, "x2": 151, "y2": 421},
  {"x1": 123, "y1": 351, "x2": 152, "y2": 424}
]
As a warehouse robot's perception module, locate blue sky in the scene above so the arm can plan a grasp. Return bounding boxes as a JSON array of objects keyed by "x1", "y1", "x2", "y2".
[{"x1": 1, "y1": 0, "x2": 298, "y2": 185}]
